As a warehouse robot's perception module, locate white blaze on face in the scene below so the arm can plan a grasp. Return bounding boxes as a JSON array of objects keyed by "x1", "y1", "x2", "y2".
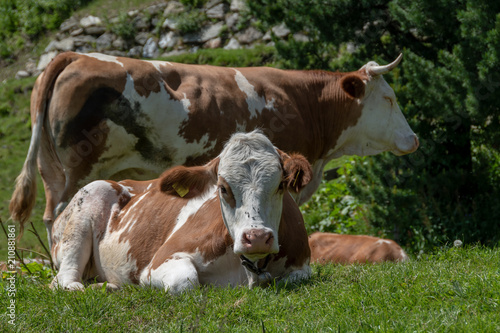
[
  {"x1": 233, "y1": 69, "x2": 276, "y2": 119},
  {"x1": 217, "y1": 132, "x2": 284, "y2": 260},
  {"x1": 333, "y1": 75, "x2": 418, "y2": 157}
]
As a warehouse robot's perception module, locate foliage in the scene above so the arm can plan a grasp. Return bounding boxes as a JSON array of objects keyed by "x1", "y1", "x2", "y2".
[
  {"x1": 250, "y1": 0, "x2": 500, "y2": 253},
  {"x1": 109, "y1": 12, "x2": 136, "y2": 41},
  {"x1": 174, "y1": 9, "x2": 208, "y2": 34},
  {"x1": 0, "y1": 0, "x2": 92, "y2": 62},
  {"x1": 301, "y1": 161, "x2": 370, "y2": 236},
  {"x1": 1, "y1": 246, "x2": 499, "y2": 331},
  {"x1": 160, "y1": 45, "x2": 276, "y2": 67}
]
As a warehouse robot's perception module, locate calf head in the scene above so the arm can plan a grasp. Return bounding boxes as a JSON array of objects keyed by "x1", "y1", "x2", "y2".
[
  {"x1": 336, "y1": 54, "x2": 419, "y2": 157},
  {"x1": 160, "y1": 131, "x2": 312, "y2": 262}
]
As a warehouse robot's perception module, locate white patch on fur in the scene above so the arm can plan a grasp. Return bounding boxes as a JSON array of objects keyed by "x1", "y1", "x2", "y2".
[
  {"x1": 167, "y1": 186, "x2": 218, "y2": 242},
  {"x1": 376, "y1": 239, "x2": 392, "y2": 245},
  {"x1": 233, "y1": 69, "x2": 276, "y2": 118},
  {"x1": 84, "y1": 53, "x2": 124, "y2": 67}
]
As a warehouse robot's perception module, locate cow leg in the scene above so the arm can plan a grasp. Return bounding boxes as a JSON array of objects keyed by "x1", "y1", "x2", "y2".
[{"x1": 145, "y1": 258, "x2": 200, "y2": 294}]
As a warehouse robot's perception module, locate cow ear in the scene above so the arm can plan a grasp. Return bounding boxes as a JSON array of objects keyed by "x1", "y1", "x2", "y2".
[
  {"x1": 341, "y1": 74, "x2": 365, "y2": 99},
  {"x1": 278, "y1": 150, "x2": 313, "y2": 193},
  {"x1": 159, "y1": 158, "x2": 219, "y2": 198}
]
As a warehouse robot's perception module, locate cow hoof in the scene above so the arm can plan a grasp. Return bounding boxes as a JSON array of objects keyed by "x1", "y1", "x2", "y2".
[
  {"x1": 65, "y1": 282, "x2": 85, "y2": 291},
  {"x1": 88, "y1": 282, "x2": 120, "y2": 292}
]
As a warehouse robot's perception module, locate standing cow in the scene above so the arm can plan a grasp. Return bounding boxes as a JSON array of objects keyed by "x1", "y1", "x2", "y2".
[
  {"x1": 50, "y1": 131, "x2": 312, "y2": 293},
  {"x1": 10, "y1": 52, "x2": 418, "y2": 246}
]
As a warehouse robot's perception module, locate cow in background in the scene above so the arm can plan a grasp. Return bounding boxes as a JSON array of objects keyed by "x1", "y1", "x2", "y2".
[
  {"x1": 308, "y1": 232, "x2": 409, "y2": 264},
  {"x1": 10, "y1": 52, "x2": 418, "y2": 247},
  {"x1": 50, "y1": 131, "x2": 313, "y2": 293}
]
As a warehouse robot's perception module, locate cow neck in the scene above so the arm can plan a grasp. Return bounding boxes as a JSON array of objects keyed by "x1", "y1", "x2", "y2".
[{"x1": 304, "y1": 70, "x2": 364, "y2": 161}]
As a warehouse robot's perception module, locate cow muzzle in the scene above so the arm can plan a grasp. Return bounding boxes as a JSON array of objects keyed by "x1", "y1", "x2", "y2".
[
  {"x1": 394, "y1": 133, "x2": 419, "y2": 155},
  {"x1": 237, "y1": 228, "x2": 277, "y2": 259}
]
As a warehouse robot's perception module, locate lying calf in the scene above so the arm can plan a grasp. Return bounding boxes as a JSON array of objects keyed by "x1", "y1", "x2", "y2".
[
  {"x1": 309, "y1": 232, "x2": 408, "y2": 264},
  {"x1": 50, "y1": 131, "x2": 312, "y2": 293}
]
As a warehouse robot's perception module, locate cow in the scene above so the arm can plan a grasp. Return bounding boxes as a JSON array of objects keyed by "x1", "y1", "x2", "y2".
[
  {"x1": 50, "y1": 131, "x2": 313, "y2": 293},
  {"x1": 10, "y1": 51, "x2": 419, "y2": 247},
  {"x1": 308, "y1": 232, "x2": 409, "y2": 264}
]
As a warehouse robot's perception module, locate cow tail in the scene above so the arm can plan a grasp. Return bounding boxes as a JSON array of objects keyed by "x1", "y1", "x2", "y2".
[{"x1": 9, "y1": 52, "x2": 76, "y2": 238}]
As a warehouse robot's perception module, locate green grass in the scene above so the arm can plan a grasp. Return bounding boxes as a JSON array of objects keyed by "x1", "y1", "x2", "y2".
[{"x1": 1, "y1": 246, "x2": 499, "y2": 332}]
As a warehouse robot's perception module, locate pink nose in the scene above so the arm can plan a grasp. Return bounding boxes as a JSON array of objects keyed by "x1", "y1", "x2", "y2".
[{"x1": 242, "y1": 229, "x2": 274, "y2": 254}]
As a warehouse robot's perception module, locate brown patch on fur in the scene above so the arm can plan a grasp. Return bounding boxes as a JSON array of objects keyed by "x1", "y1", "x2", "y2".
[
  {"x1": 218, "y1": 176, "x2": 236, "y2": 208},
  {"x1": 272, "y1": 191, "x2": 310, "y2": 268},
  {"x1": 159, "y1": 158, "x2": 219, "y2": 198},
  {"x1": 308, "y1": 232, "x2": 408, "y2": 264},
  {"x1": 150, "y1": 196, "x2": 233, "y2": 270},
  {"x1": 278, "y1": 150, "x2": 313, "y2": 193}
]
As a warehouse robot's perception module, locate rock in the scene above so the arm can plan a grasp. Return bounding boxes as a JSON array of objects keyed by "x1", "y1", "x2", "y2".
[
  {"x1": 127, "y1": 46, "x2": 143, "y2": 58},
  {"x1": 224, "y1": 37, "x2": 241, "y2": 50},
  {"x1": 106, "y1": 50, "x2": 127, "y2": 57},
  {"x1": 56, "y1": 38, "x2": 75, "y2": 51},
  {"x1": 112, "y1": 37, "x2": 128, "y2": 50},
  {"x1": 80, "y1": 15, "x2": 102, "y2": 28},
  {"x1": 205, "y1": 0, "x2": 223, "y2": 8},
  {"x1": 70, "y1": 28, "x2": 84, "y2": 36},
  {"x1": 293, "y1": 33, "x2": 310, "y2": 43},
  {"x1": 84, "y1": 26, "x2": 107, "y2": 36},
  {"x1": 162, "y1": 18, "x2": 178, "y2": 30},
  {"x1": 73, "y1": 35, "x2": 96, "y2": 47},
  {"x1": 161, "y1": 49, "x2": 188, "y2": 58},
  {"x1": 15, "y1": 70, "x2": 31, "y2": 79},
  {"x1": 146, "y1": 4, "x2": 167, "y2": 16},
  {"x1": 128, "y1": 10, "x2": 139, "y2": 17},
  {"x1": 59, "y1": 17, "x2": 79, "y2": 32},
  {"x1": 183, "y1": 22, "x2": 224, "y2": 44},
  {"x1": 134, "y1": 16, "x2": 151, "y2": 31},
  {"x1": 204, "y1": 37, "x2": 222, "y2": 49},
  {"x1": 164, "y1": 1, "x2": 185, "y2": 16},
  {"x1": 236, "y1": 27, "x2": 263, "y2": 44},
  {"x1": 135, "y1": 32, "x2": 150, "y2": 45},
  {"x1": 230, "y1": 0, "x2": 247, "y2": 12},
  {"x1": 206, "y1": 3, "x2": 228, "y2": 19},
  {"x1": 25, "y1": 59, "x2": 37, "y2": 74},
  {"x1": 272, "y1": 23, "x2": 291, "y2": 38},
  {"x1": 159, "y1": 31, "x2": 179, "y2": 49},
  {"x1": 142, "y1": 38, "x2": 159, "y2": 58},
  {"x1": 37, "y1": 51, "x2": 58, "y2": 71},
  {"x1": 96, "y1": 33, "x2": 115, "y2": 51},
  {"x1": 226, "y1": 13, "x2": 239, "y2": 31}
]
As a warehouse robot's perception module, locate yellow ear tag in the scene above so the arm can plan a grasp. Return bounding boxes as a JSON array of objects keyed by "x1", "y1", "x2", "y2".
[
  {"x1": 292, "y1": 170, "x2": 301, "y2": 188},
  {"x1": 172, "y1": 182, "x2": 189, "y2": 197}
]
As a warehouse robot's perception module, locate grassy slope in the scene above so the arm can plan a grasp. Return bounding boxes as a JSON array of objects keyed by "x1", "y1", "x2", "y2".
[{"x1": 1, "y1": 246, "x2": 499, "y2": 332}]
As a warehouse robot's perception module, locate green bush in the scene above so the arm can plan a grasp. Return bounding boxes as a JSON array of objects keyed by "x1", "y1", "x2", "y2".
[
  {"x1": 0, "y1": 0, "x2": 92, "y2": 61},
  {"x1": 110, "y1": 12, "x2": 136, "y2": 41},
  {"x1": 174, "y1": 9, "x2": 207, "y2": 34}
]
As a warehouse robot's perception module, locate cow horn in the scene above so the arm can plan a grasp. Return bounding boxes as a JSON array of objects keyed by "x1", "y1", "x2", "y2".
[{"x1": 367, "y1": 54, "x2": 403, "y2": 76}]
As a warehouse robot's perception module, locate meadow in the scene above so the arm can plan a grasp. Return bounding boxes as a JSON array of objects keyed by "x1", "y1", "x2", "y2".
[{"x1": 1, "y1": 246, "x2": 499, "y2": 332}]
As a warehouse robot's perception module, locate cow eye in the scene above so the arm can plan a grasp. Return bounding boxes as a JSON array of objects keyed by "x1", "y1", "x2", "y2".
[
  {"x1": 278, "y1": 182, "x2": 284, "y2": 192},
  {"x1": 219, "y1": 185, "x2": 227, "y2": 194},
  {"x1": 384, "y1": 96, "x2": 394, "y2": 107}
]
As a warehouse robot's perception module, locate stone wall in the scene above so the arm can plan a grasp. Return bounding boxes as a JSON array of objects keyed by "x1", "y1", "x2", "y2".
[{"x1": 15, "y1": 0, "x2": 308, "y2": 79}]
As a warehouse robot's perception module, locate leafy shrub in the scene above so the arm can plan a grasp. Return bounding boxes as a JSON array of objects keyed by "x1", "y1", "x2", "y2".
[
  {"x1": 0, "y1": 0, "x2": 92, "y2": 61},
  {"x1": 301, "y1": 160, "x2": 370, "y2": 236},
  {"x1": 110, "y1": 13, "x2": 136, "y2": 41},
  {"x1": 174, "y1": 9, "x2": 207, "y2": 34}
]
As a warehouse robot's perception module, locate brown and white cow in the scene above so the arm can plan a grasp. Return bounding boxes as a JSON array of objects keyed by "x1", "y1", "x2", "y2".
[
  {"x1": 10, "y1": 51, "x2": 418, "y2": 246},
  {"x1": 50, "y1": 131, "x2": 312, "y2": 293},
  {"x1": 308, "y1": 232, "x2": 408, "y2": 264}
]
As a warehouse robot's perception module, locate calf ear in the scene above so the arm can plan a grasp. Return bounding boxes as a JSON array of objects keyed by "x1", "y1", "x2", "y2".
[
  {"x1": 341, "y1": 74, "x2": 365, "y2": 99},
  {"x1": 159, "y1": 158, "x2": 219, "y2": 198},
  {"x1": 278, "y1": 150, "x2": 313, "y2": 193}
]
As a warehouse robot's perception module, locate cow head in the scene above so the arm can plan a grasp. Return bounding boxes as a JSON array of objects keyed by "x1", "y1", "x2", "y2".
[
  {"x1": 335, "y1": 54, "x2": 419, "y2": 157},
  {"x1": 160, "y1": 131, "x2": 312, "y2": 262}
]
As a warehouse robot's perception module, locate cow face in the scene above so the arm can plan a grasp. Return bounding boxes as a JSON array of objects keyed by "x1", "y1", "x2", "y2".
[
  {"x1": 217, "y1": 132, "x2": 312, "y2": 261},
  {"x1": 159, "y1": 131, "x2": 312, "y2": 262},
  {"x1": 336, "y1": 55, "x2": 419, "y2": 157}
]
